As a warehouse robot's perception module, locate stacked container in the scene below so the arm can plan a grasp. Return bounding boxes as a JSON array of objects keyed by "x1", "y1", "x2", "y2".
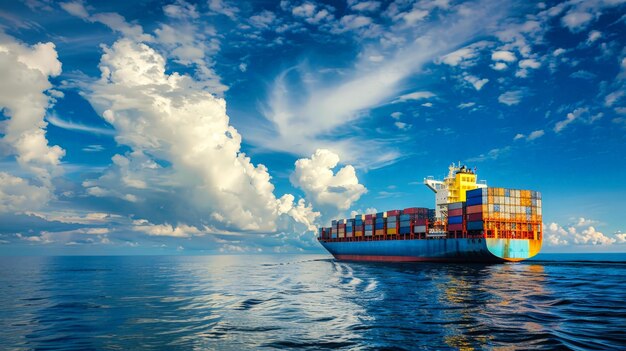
[
  {"x1": 465, "y1": 187, "x2": 542, "y2": 239},
  {"x1": 337, "y1": 219, "x2": 346, "y2": 238},
  {"x1": 365, "y1": 214, "x2": 374, "y2": 236},
  {"x1": 375, "y1": 212, "x2": 386, "y2": 236},
  {"x1": 354, "y1": 214, "x2": 364, "y2": 237},
  {"x1": 346, "y1": 219, "x2": 355, "y2": 238},
  {"x1": 447, "y1": 202, "x2": 465, "y2": 232},
  {"x1": 386, "y1": 210, "x2": 400, "y2": 235}
]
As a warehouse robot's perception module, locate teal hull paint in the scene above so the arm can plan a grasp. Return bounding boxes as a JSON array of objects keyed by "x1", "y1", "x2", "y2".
[{"x1": 320, "y1": 238, "x2": 538, "y2": 262}]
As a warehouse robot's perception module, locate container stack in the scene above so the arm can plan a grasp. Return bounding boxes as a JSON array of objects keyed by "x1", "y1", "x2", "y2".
[
  {"x1": 465, "y1": 187, "x2": 542, "y2": 239},
  {"x1": 346, "y1": 219, "x2": 354, "y2": 238},
  {"x1": 365, "y1": 214, "x2": 374, "y2": 236},
  {"x1": 399, "y1": 208, "x2": 430, "y2": 234},
  {"x1": 385, "y1": 210, "x2": 400, "y2": 235},
  {"x1": 354, "y1": 214, "x2": 364, "y2": 237},
  {"x1": 338, "y1": 219, "x2": 346, "y2": 238},
  {"x1": 447, "y1": 202, "x2": 465, "y2": 232},
  {"x1": 375, "y1": 212, "x2": 386, "y2": 236}
]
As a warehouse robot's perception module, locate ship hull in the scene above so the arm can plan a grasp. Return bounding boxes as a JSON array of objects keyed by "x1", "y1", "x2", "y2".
[{"x1": 320, "y1": 238, "x2": 541, "y2": 263}]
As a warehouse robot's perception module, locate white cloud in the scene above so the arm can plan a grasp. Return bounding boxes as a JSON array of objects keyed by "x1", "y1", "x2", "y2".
[
  {"x1": 290, "y1": 149, "x2": 366, "y2": 216},
  {"x1": 545, "y1": 221, "x2": 617, "y2": 246},
  {"x1": 458, "y1": 102, "x2": 476, "y2": 109},
  {"x1": 350, "y1": 1, "x2": 381, "y2": 12},
  {"x1": 515, "y1": 129, "x2": 544, "y2": 141},
  {"x1": 439, "y1": 48, "x2": 475, "y2": 67},
  {"x1": 527, "y1": 129, "x2": 545, "y2": 140},
  {"x1": 249, "y1": 10, "x2": 276, "y2": 29},
  {"x1": 60, "y1": 1, "x2": 153, "y2": 42},
  {"x1": 0, "y1": 173, "x2": 51, "y2": 213},
  {"x1": 292, "y1": 2, "x2": 335, "y2": 25},
  {"x1": 491, "y1": 50, "x2": 517, "y2": 62},
  {"x1": 251, "y1": 2, "x2": 509, "y2": 168},
  {"x1": 586, "y1": 30, "x2": 602, "y2": 44},
  {"x1": 391, "y1": 112, "x2": 402, "y2": 119},
  {"x1": 163, "y1": 1, "x2": 199, "y2": 19},
  {"x1": 394, "y1": 91, "x2": 435, "y2": 102},
  {"x1": 464, "y1": 75, "x2": 489, "y2": 91},
  {"x1": 491, "y1": 62, "x2": 508, "y2": 70},
  {"x1": 46, "y1": 113, "x2": 115, "y2": 135},
  {"x1": 516, "y1": 58, "x2": 541, "y2": 77},
  {"x1": 394, "y1": 121, "x2": 410, "y2": 130},
  {"x1": 132, "y1": 220, "x2": 203, "y2": 238},
  {"x1": 83, "y1": 38, "x2": 314, "y2": 233},
  {"x1": 604, "y1": 90, "x2": 624, "y2": 107},
  {"x1": 208, "y1": 0, "x2": 239, "y2": 20},
  {"x1": 498, "y1": 90, "x2": 525, "y2": 106},
  {"x1": 0, "y1": 32, "x2": 64, "y2": 210},
  {"x1": 554, "y1": 107, "x2": 602, "y2": 133},
  {"x1": 561, "y1": 11, "x2": 593, "y2": 32},
  {"x1": 560, "y1": 0, "x2": 626, "y2": 33}
]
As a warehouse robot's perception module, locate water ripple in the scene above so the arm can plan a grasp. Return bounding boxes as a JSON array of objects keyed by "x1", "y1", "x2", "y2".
[{"x1": 0, "y1": 255, "x2": 625, "y2": 350}]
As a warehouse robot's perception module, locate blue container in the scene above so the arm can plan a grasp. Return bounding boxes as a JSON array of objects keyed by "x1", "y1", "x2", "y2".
[
  {"x1": 467, "y1": 221, "x2": 483, "y2": 230},
  {"x1": 494, "y1": 204, "x2": 500, "y2": 212},
  {"x1": 448, "y1": 216, "x2": 463, "y2": 224},
  {"x1": 466, "y1": 196, "x2": 483, "y2": 206},
  {"x1": 375, "y1": 223, "x2": 384, "y2": 229},
  {"x1": 399, "y1": 227, "x2": 411, "y2": 235},
  {"x1": 387, "y1": 222, "x2": 397, "y2": 228},
  {"x1": 365, "y1": 225, "x2": 373, "y2": 230},
  {"x1": 400, "y1": 220, "x2": 411, "y2": 227},
  {"x1": 399, "y1": 214, "x2": 412, "y2": 221},
  {"x1": 467, "y1": 188, "x2": 487, "y2": 198}
]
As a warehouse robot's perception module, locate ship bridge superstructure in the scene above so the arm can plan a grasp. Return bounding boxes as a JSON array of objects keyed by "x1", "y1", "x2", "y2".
[{"x1": 424, "y1": 162, "x2": 487, "y2": 219}]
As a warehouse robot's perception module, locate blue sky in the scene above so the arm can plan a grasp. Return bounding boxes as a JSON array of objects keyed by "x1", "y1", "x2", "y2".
[{"x1": 0, "y1": 0, "x2": 625, "y2": 255}]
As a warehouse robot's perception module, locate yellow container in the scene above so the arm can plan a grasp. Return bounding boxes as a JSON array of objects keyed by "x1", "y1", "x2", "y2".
[
  {"x1": 355, "y1": 231, "x2": 364, "y2": 237},
  {"x1": 387, "y1": 228, "x2": 397, "y2": 235}
]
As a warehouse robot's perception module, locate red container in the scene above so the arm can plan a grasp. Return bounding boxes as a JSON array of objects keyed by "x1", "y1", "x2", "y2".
[
  {"x1": 467, "y1": 213, "x2": 483, "y2": 221},
  {"x1": 414, "y1": 219, "x2": 428, "y2": 226},
  {"x1": 449, "y1": 208, "x2": 463, "y2": 217},
  {"x1": 365, "y1": 214, "x2": 374, "y2": 220},
  {"x1": 466, "y1": 205, "x2": 483, "y2": 214},
  {"x1": 448, "y1": 223, "x2": 463, "y2": 231},
  {"x1": 387, "y1": 210, "x2": 401, "y2": 216},
  {"x1": 402, "y1": 207, "x2": 418, "y2": 214},
  {"x1": 364, "y1": 219, "x2": 373, "y2": 224}
]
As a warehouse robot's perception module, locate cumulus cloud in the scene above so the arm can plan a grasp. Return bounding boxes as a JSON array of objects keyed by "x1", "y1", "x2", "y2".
[
  {"x1": 0, "y1": 173, "x2": 51, "y2": 213},
  {"x1": 560, "y1": 0, "x2": 626, "y2": 33},
  {"x1": 498, "y1": 90, "x2": 525, "y2": 106},
  {"x1": 463, "y1": 75, "x2": 489, "y2": 91},
  {"x1": 290, "y1": 149, "x2": 367, "y2": 217},
  {"x1": 491, "y1": 50, "x2": 516, "y2": 62},
  {"x1": 83, "y1": 38, "x2": 312, "y2": 233},
  {"x1": 516, "y1": 58, "x2": 541, "y2": 77},
  {"x1": 545, "y1": 221, "x2": 617, "y2": 246},
  {"x1": 0, "y1": 32, "x2": 64, "y2": 212}
]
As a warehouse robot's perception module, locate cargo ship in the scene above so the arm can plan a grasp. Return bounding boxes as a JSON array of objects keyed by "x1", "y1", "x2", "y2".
[{"x1": 317, "y1": 163, "x2": 542, "y2": 263}]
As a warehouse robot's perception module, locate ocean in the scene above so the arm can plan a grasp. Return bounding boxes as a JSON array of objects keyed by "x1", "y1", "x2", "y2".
[{"x1": 1, "y1": 254, "x2": 624, "y2": 350}]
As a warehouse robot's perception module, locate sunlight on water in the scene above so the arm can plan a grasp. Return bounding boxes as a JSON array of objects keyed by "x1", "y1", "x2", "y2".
[{"x1": 0, "y1": 255, "x2": 624, "y2": 350}]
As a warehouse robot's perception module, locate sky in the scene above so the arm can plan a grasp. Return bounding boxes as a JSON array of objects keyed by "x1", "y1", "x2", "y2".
[{"x1": 0, "y1": 0, "x2": 625, "y2": 255}]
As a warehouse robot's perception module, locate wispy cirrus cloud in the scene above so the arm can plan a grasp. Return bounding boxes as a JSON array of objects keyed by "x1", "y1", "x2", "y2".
[{"x1": 248, "y1": 0, "x2": 510, "y2": 169}]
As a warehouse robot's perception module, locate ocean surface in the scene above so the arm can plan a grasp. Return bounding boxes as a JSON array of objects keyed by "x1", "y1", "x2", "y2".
[{"x1": 1, "y1": 254, "x2": 625, "y2": 350}]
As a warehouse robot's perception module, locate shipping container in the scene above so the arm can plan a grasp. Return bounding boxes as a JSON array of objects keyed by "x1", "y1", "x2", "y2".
[
  {"x1": 467, "y1": 221, "x2": 484, "y2": 231},
  {"x1": 414, "y1": 225, "x2": 427, "y2": 233},
  {"x1": 448, "y1": 202, "x2": 464, "y2": 210},
  {"x1": 448, "y1": 223, "x2": 463, "y2": 231},
  {"x1": 467, "y1": 213, "x2": 483, "y2": 221},
  {"x1": 375, "y1": 229, "x2": 384, "y2": 235},
  {"x1": 415, "y1": 218, "x2": 428, "y2": 226},
  {"x1": 387, "y1": 221, "x2": 397, "y2": 228},
  {"x1": 387, "y1": 210, "x2": 401, "y2": 216},
  {"x1": 448, "y1": 216, "x2": 463, "y2": 224},
  {"x1": 399, "y1": 227, "x2": 411, "y2": 235},
  {"x1": 387, "y1": 228, "x2": 397, "y2": 235},
  {"x1": 449, "y1": 208, "x2": 463, "y2": 217}
]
